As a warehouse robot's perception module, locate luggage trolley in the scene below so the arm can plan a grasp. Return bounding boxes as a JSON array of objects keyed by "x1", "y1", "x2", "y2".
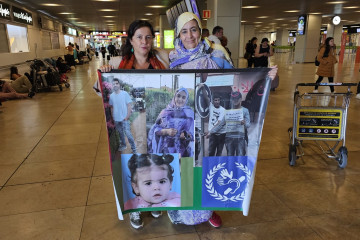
[{"x1": 288, "y1": 83, "x2": 357, "y2": 168}]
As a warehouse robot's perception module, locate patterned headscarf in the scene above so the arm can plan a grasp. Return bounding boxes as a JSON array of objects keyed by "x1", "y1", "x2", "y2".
[
  {"x1": 170, "y1": 12, "x2": 232, "y2": 69},
  {"x1": 175, "y1": 12, "x2": 202, "y2": 38}
]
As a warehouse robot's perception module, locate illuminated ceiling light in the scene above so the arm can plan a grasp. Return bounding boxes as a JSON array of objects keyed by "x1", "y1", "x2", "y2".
[
  {"x1": 146, "y1": 5, "x2": 166, "y2": 8},
  {"x1": 105, "y1": 20, "x2": 115, "y2": 22},
  {"x1": 140, "y1": 18, "x2": 150, "y2": 21},
  {"x1": 326, "y1": 1, "x2": 347, "y2": 4},
  {"x1": 242, "y1": 6, "x2": 260, "y2": 8},
  {"x1": 284, "y1": 10, "x2": 300, "y2": 12},
  {"x1": 350, "y1": 25, "x2": 360, "y2": 27},
  {"x1": 309, "y1": 12, "x2": 322, "y2": 14},
  {"x1": 241, "y1": 21, "x2": 246, "y2": 22},
  {"x1": 254, "y1": 22, "x2": 263, "y2": 24},
  {"x1": 144, "y1": 13, "x2": 153, "y2": 16},
  {"x1": 290, "y1": 20, "x2": 297, "y2": 22},
  {"x1": 98, "y1": 9, "x2": 117, "y2": 11},
  {"x1": 59, "y1": 12, "x2": 73, "y2": 14},
  {"x1": 42, "y1": 3, "x2": 63, "y2": 6},
  {"x1": 102, "y1": 16, "x2": 116, "y2": 18},
  {"x1": 257, "y1": 16, "x2": 269, "y2": 18},
  {"x1": 68, "y1": 18, "x2": 79, "y2": 20},
  {"x1": 275, "y1": 18, "x2": 284, "y2": 20},
  {"x1": 343, "y1": 6, "x2": 359, "y2": 8}
]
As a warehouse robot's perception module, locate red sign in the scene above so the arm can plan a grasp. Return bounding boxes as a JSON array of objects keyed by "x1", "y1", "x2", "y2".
[
  {"x1": 339, "y1": 32, "x2": 346, "y2": 64},
  {"x1": 203, "y1": 10, "x2": 211, "y2": 19}
]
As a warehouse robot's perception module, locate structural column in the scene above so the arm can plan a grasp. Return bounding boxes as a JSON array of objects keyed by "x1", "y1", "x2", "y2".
[
  {"x1": 294, "y1": 14, "x2": 322, "y2": 63},
  {"x1": 276, "y1": 29, "x2": 289, "y2": 53},
  {"x1": 240, "y1": 24, "x2": 255, "y2": 59},
  {"x1": 333, "y1": 24, "x2": 343, "y2": 47},
  {"x1": 207, "y1": 0, "x2": 242, "y2": 67}
]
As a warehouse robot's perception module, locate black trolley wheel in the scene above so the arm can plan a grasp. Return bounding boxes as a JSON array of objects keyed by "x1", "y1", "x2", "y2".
[
  {"x1": 65, "y1": 83, "x2": 70, "y2": 88},
  {"x1": 337, "y1": 146, "x2": 348, "y2": 169},
  {"x1": 289, "y1": 144, "x2": 297, "y2": 166}
]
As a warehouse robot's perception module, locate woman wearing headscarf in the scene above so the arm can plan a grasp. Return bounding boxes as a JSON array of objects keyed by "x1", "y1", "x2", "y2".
[
  {"x1": 167, "y1": 12, "x2": 279, "y2": 228},
  {"x1": 169, "y1": 12, "x2": 233, "y2": 70},
  {"x1": 148, "y1": 88, "x2": 194, "y2": 158},
  {"x1": 167, "y1": 11, "x2": 234, "y2": 229}
]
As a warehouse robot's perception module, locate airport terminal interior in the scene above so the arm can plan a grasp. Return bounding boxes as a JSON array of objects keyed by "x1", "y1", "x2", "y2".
[{"x1": 1, "y1": 0, "x2": 360, "y2": 239}]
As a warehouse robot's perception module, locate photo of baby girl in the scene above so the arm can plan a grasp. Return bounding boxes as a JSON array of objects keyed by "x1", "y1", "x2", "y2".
[{"x1": 122, "y1": 153, "x2": 181, "y2": 210}]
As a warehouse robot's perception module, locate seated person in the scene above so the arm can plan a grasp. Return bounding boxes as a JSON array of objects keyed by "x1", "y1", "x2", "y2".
[
  {"x1": 56, "y1": 57, "x2": 71, "y2": 74},
  {"x1": 0, "y1": 80, "x2": 33, "y2": 102},
  {"x1": 10, "y1": 66, "x2": 34, "y2": 95}
]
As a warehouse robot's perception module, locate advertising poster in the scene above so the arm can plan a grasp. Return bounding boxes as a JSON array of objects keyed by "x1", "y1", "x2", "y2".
[{"x1": 97, "y1": 69, "x2": 272, "y2": 219}]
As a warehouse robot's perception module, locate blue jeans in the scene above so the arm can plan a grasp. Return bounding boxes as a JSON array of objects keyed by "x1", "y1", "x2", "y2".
[
  {"x1": 115, "y1": 120, "x2": 137, "y2": 153},
  {"x1": 225, "y1": 137, "x2": 246, "y2": 156}
]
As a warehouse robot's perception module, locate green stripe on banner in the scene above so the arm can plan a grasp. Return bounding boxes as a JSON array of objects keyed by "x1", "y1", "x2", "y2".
[
  {"x1": 180, "y1": 157, "x2": 194, "y2": 206},
  {"x1": 193, "y1": 167, "x2": 203, "y2": 208}
]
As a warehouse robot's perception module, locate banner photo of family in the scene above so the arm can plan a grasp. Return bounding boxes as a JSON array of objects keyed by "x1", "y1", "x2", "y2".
[{"x1": 98, "y1": 68, "x2": 272, "y2": 220}]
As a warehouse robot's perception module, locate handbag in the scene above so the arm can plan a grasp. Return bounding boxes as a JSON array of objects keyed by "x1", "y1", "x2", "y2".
[
  {"x1": 315, "y1": 56, "x2": 320, "y2": 66},
  {"x1": 244, "y1": 52, "x2": 251, "y2": 60}
]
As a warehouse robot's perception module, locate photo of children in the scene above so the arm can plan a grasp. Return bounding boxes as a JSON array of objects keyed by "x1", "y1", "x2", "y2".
[
  {"x1": 122, "y1": 153, "x2": 181, "y2": 210},
  {"x1": 195, "y1": 71, "x2": 269, "y2": 161},
  {"x1": 100, "y1": 73, "x2": 148, "y2": 157},
  {"x1": 145, "y1": 73, "x2": 195, "y2": 158}
]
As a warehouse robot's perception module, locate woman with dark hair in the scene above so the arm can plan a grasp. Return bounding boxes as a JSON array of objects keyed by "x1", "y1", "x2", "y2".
[
  {"x1": 254, "y1": 38, "x2": 274, "y2": 67},
  {"x1": 0, "y1": 80, "x2": 33, "y2": 102},
  {"x1": 98, "y1": 20, "x2": 169, "y2": 230},
  {"x1": 314, "y1": 37, "x2": 337, "y2": 93},
  {"x1": 9, "y1": 66, "x2": 34, "y2": 96},
  {"x1": 99, "y1": 20, "x2": 168, "y2": 72},
  {"x1": 245, "y1": 37, "x2": 257, "y2": 68}
]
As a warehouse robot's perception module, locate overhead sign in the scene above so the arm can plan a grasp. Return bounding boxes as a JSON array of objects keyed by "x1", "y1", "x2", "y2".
[
  {"x1": 203, "y1": 10, "x2": 211, "y2": 19},
  {"x1": 12, "y1": 6, "x2": 33, "y2": 25},
  {"x1": 0, "y1": 1, "x2": 10, "y2": 20}
]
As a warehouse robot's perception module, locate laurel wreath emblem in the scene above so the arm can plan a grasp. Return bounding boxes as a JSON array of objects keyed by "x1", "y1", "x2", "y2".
[{"x1": 205, "y1": 162, "x2": 252, "y2": 202}]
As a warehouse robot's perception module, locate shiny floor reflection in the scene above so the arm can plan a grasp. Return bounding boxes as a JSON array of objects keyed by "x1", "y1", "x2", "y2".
[{"x1": 0, "y1": 54, "x2": 359, "y2": 240}]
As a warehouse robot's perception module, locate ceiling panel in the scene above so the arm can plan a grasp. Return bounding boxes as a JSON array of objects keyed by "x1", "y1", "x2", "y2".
[{"x1": 9, "y1": 0, "x2": 360, "y2": 32}]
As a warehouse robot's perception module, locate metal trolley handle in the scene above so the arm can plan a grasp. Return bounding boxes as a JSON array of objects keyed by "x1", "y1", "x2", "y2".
[{"x1": 295, "y1": 83, "x2": 357, "y2": 93}]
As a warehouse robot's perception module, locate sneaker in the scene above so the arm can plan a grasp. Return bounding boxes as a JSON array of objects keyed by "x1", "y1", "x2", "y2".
[
  {"x1": 356, "y1": 93, "x2": 360, "y2": 99},
  {"x1": 129, "y1": 212, "x2": 143, "y2": 229},
  {"x1": 313, "y1": 90, "x2": 319, "y2": 93},
  {"x1": 208, "y1": 212, "x2": 222, "y2": 228},
  {"x1": 151, "y1": 211, "x2": 162, "y2": 218}
]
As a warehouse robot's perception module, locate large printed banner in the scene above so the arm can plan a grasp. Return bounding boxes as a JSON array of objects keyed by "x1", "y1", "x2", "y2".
[{"x1": 97, "y1": 69, "x2": 272, "y2": 220}]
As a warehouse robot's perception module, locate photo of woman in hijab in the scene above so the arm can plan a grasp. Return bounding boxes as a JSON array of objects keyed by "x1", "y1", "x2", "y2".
[{"x1": 147, "y1": 87, "x2": 194, "y2": 158}]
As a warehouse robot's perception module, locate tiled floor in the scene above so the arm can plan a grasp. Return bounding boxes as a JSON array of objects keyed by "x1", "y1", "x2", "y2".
[{"x1": 0, "y1": 54, "x2": 359, "y2": 240}]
